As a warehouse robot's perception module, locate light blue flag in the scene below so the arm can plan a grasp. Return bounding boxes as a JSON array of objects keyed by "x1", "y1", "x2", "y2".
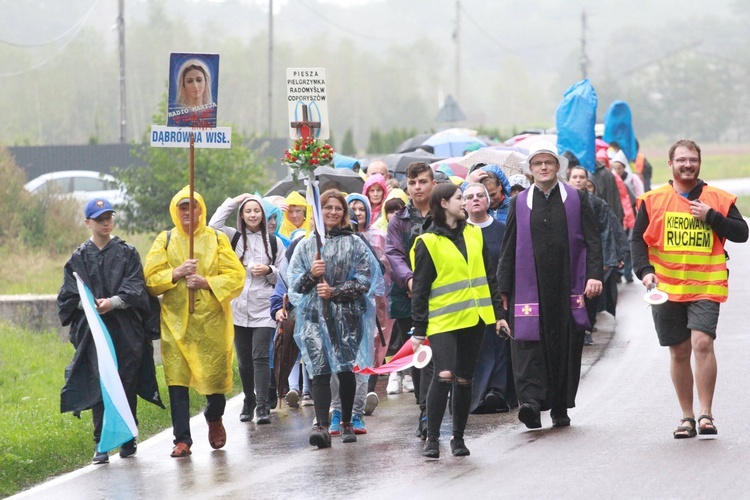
[
  {"x1": 305, "y1": 174, "x2": 326, "y2": 246},
  {"x1": 73, "y1": 272, "x2": 138, "y2": 453}
]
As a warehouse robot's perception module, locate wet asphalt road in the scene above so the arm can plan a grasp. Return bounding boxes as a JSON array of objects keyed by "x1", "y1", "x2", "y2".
[{"x1": 15, "y1": 238, "x2": 750, "y2": 499}]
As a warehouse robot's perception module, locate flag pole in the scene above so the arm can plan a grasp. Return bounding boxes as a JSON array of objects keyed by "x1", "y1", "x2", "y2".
[{"x1": 189, "y1": 133, "x2": 195, "y2": 314}]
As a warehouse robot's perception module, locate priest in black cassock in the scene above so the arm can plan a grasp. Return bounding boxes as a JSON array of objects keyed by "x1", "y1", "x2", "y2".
[{"x1": 497, "y1": 141, "x2": 603, "y2": 429}]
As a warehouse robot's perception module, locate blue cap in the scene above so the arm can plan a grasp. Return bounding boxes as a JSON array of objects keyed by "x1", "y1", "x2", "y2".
[{"x1": 84, "y1": 198, "x2": 115, "y2": 219}]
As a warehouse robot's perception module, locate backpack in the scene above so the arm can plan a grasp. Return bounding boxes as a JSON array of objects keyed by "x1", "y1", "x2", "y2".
[
  {"x1": 231, "y1": 231, "x2": 278, "y2": 263},
  {"x1": 166, "y1": 228, "x2": 277, "y2": 263}
]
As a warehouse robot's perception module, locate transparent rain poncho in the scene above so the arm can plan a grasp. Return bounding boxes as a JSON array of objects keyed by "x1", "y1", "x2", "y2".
[{"x1": 287, "y1": 229, "x2": 384, "y2": 376}]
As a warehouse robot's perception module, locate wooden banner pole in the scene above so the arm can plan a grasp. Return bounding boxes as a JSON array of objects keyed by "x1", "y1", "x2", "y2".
[{"x1": 189, "y1": 133, "x2": 195, "y2": 314}]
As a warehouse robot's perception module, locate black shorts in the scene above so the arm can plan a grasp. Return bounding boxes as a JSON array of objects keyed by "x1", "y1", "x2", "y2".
[{"x1": 651, "y1": 300, "x2": 720, "y2": 346}]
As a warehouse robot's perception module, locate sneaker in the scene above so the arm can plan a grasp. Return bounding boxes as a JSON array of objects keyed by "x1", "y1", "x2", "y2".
[
  {"x1": 309, "y1": 425, "x2": 332, "y2": 448},
  {"x1": 285, "y1": 389, "x2": 300, "y2": 408},
  {"x1": 386, "y1": 372, "x2": 402, "y2": 395},
  {"x1": 352, "y1": 414, "x2": 367, "y2": 434},
  {"x1": 256, "y1": 404, "x2": 271, "y2": 425},
  {"x1": 119, "y1": 438, "x2": 137, "y2": 458},
  {"x1": 301, "y1": 393, "x2": 314, "y2": 406},
  {"x1": 423, "y1": 437, "x2": 439, "y2": 459},
  {"x1": 402, "y1": 373, "x2": 415, "y2": 393},
  {"x1": 329, "y1": 409, "x2": 342, "y2": 435},
  {"x1": 92, "y1": 449, "x2": 109, "y2": 464},
  {"x1": 450, "y1": 437, "x2": 470, "y2": 457},
  {"x1": 170, "y1": 442, "x2": 192, "y2": 458},
  {"x1": 207, "y1": 417, "x2": 227, "y2": 449},
  {"x1": 240, "y1": 400, "x2": 255, "y2": 422},
  {"x1": 364, "y1": 392, "x2": 379, "y2": 416},
  {"x1": 584, "y1": 331, "x2": 594, "y2": 346},
  {"x1": 341, "y1": 422, "x2": 357, "y2": 443}
]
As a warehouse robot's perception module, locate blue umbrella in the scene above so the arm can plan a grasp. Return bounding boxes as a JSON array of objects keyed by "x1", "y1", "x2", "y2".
[{"x1": 423, "y1": 134, "x2": 487, "y2": 157}]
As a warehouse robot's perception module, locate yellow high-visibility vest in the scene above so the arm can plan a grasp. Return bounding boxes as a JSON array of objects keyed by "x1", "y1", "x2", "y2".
[
  {"x1": 638, "y1": 184, "x2": 736, "y2": 303},
  {"x1": 411, "y1": 224, "x2": 495, "y2": 336}
]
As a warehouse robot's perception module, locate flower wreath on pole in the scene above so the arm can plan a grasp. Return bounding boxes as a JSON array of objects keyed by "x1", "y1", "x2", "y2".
[{"x1": 281, "y1": 136, "x2": 335, "y2": 183}]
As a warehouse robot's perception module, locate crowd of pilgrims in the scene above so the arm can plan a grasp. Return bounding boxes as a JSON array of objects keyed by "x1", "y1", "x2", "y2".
[{"x1": 61, "y1": 144, "x2": 642, "y2": 461}]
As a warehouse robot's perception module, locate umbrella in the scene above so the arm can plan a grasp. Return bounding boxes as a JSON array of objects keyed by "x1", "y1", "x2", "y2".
[
  {"x1": 512, "y1": 134, "x2": 559, "y2": 152},
  {"x1": 381, "y1": 150, "x2": 445, "y2": 178},
  {"x1": 457, "y1": 148, "x2": 527, "y2": 179},
  {"x1": 273, "y1": 296, "x2": 300, "y2": 401},
  {"x1": 264, "y1": 165, "x2": 365, "y2": 197},
  {"x1": 430, "y1": 158, "x2": 468, "y2": 179},
  {"x1": 423, "y1": 133, "x2": 487, "y2": 157},
  {"x1": 395, "y1": 133, "x2": 432, "y2": 154}
]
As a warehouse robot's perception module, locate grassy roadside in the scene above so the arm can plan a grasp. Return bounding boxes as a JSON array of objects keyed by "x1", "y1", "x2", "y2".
[
  {"x1": 0, "y1": 231, "x2": 157, "y2": 295},
  {"x1": 0, "y1": 323, "x2": 242, "y2": 497},
  {"x1": 650, "y1": 153, "x2": 750, "y2": 185}
]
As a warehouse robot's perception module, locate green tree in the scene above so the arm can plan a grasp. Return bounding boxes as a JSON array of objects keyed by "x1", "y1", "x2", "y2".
[
  {"x1": 367, "y1": 128, "x2": 383, "y2": 154},
  {"x1": 341, "y1": 128, "x2": 357, "y2": 156},
  {"x1": 114, "y1": 101, "x2": 272, "y2": 233}
]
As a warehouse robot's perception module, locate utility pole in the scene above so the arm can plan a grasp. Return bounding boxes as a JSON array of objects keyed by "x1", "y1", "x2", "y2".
[
  {"x1": 580, "y1": 10, "x2": 589, "y2": 80},
  {"x1": 453, "y1": 0, "x2": 460, "y2": 102},
  {"x1": 267, "y1": 0, "x2": 273, "y2": 139},
  {"x1": 118, "y1": 0, "x2": 127, "y2": 143}
]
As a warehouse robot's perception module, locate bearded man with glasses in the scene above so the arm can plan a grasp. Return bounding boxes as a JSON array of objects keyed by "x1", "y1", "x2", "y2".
[{"x1": 631, "y1": 139, "x2": 748, "y2": 439}]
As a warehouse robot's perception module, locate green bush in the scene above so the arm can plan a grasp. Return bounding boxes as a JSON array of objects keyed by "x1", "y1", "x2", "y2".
[{"x1": 0, "y1": 145, "x2": 87, "y2": 254}]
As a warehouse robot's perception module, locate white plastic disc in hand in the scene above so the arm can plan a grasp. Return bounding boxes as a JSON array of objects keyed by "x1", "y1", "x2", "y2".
[
  {"x1": 413, "y1": 345, "x2": 432, "y2": 369},
  {"x1": 643, "y1": 288, "x2": 668, "y2": 305}
]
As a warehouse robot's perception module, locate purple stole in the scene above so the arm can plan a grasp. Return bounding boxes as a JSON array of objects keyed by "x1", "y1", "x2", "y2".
[{"x1": 513, "y1": 183, "x2": 590, "y2": 341}]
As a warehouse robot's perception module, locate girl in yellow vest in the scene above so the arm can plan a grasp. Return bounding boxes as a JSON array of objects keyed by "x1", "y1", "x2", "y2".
[{"x1": 410, "y1": 183, "x2": 509, "y2": 459}]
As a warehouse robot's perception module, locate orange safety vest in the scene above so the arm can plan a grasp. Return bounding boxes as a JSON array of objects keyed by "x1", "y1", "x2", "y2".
[
  {"x1": 637, "y1": 184, "x2": 736, "y2": 302},
  {"x1": 633, "y1": 153, "x2": 645, "y2": 174}
]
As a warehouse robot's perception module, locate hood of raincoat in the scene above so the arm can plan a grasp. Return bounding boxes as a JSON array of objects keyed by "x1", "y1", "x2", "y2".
[
  {"x1": 279, "y1": 190, "x2": 310, "y2": 238},
  {"x1": 385, "y1": 188, "x2": 408, "y2": 204},
  {"x1": 346, "y1": 193, "x2": 372, "y2": 229},
  {"x1": 611, "y1": 149, "x2": 633, "y2": 173},
  {"x1": 363, "y1": 174, "x2": 388, "y2": 203},
  {"x1": 235, "y1": 195, "x2": 267, "y2": 231},
  {"x1": 170, "y1": 186, "x2": 208, "y2": 237},
  {"x1": 260, "y1": 196, "x2": 289, "y2": 246},
  {"x1": 479, "y1": 164, "x2": 512, "y2": 196}
]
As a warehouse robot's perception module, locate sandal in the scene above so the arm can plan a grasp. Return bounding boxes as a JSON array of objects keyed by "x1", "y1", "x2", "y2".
[
  {"x1": 170, "y1": 442, "x2": 192, "y2": 457},
  {"x1": 697, "y1": 415, "x2": 718, "y2": 435},
  {"x1": 673, "y1": 417, "x2": 697, "y2": 439}
]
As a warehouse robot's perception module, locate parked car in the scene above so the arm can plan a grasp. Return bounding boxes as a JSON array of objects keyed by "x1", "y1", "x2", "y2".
[{"x1": 24, "y1": 170, "x2": 127, "y2": 207}]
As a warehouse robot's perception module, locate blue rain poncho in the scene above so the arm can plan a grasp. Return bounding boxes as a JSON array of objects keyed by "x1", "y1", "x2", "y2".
[
  {"x1": 556, "y1": 79, "x2": 598, "y2": 172},
  {"x1": 287, "y1": 227, "x2": 384, "y2": 376}
]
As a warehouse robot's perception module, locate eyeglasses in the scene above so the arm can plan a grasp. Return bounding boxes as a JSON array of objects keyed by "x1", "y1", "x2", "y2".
[
  {"x1": 463, "y1": 194, "x2": 486, "y2": 201},
  {"x1": 530, "y1": 159, "x2": 559, "y2": 168},
  {"x1": 322, "y1": 205, "x2": 344, "y2": 212},
  {"x1": 673, "y1": 157, "x2": 700, "y2": 166}
]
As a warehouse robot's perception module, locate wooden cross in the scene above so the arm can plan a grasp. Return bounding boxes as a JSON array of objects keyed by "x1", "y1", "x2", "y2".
[{"x1": 290, "y1": 103, "x2": 321, "y2": 139}]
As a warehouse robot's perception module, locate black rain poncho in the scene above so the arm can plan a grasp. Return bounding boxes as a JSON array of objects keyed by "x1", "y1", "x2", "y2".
[{"x1": 58, "y1": 237, "x2": 163, "y2": 414}]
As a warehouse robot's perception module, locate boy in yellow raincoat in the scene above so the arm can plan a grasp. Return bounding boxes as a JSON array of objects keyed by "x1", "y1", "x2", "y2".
[{"x1": 144, "y1": 187, "x2": 245, "y2": 457}]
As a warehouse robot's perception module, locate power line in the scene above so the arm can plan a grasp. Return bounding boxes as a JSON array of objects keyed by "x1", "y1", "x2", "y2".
[
  {"x1": 0, "y1": 6, "x2": 94, "y2": 78},
  {"x1": 0, "y1": 0, "x2": 99, "y2": 48},
  {"x1": 296, "y1": 0, "x2": 393, "y2": 42}
]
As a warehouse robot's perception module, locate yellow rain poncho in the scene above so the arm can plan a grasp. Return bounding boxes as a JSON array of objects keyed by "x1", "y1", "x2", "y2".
[
  {"x1": 144, "y1": 187, "x2": 245, "y2": 395},
  {"x1": 278, "y1": 190, "x2": 309, "y2": 238}
]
